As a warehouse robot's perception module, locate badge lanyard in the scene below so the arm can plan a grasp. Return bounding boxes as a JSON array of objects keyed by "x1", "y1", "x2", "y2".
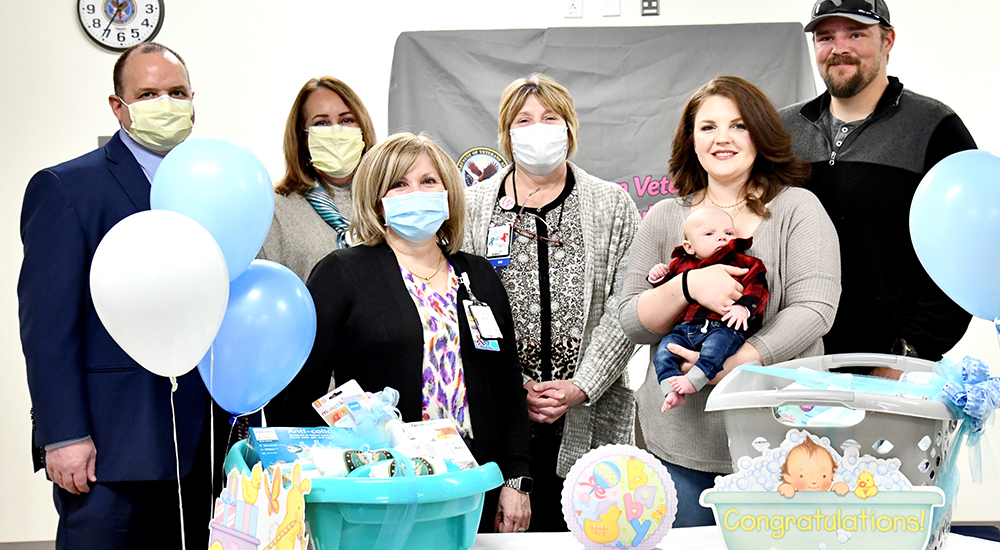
[{"x1": 459, "y1": 272, "x2": 502, "y2": 351}]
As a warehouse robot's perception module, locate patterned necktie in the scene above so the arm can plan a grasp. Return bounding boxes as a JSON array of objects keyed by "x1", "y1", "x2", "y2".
[{"x1": 303, "y1": 182, "x2": 351, "y2": 249}]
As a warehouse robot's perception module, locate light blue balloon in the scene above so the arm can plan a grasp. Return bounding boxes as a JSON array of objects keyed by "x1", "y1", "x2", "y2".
[
  {"x1": 197, "y1": 260, "x2": 316, "y2": 415},
  {"x1": 151, "y1": 138, "x2": 274, "y2": 280},
  {"x1": 910, "y1": 150, "x2": 1000, "y2": 320}
]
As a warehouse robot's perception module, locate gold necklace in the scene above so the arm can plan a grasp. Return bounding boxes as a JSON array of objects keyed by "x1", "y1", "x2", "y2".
[
  {"x1": 411, "y1": 255, "x2": 445, "y2": 282},
  {"x1": 705, "y1": 189, "x2": 747, "y2": 210}
]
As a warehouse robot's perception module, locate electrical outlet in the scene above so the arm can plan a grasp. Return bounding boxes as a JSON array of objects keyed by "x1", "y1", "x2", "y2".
[
  {"x1": 641, "y1": 0, "x2": 659, "y2": 16},
  {"x1": 567, "y1": 0, "x2": 583, "y2": 18}
]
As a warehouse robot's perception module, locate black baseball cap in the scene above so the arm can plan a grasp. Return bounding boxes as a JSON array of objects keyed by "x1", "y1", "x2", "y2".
[{"x1": 804, "y1": 0, "x2": 892, "y2": 32}]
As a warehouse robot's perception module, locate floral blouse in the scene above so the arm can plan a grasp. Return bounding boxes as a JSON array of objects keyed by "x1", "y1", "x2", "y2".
[{"x1": 399, "y1": 263, "x2": 473, "y2": 438}]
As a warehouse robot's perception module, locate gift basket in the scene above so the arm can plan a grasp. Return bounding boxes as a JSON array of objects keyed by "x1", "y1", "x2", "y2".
[
  {"x1": 223, "y1": 440, "x2": 501, "y2": 550},
  {"x1": 699, "y1": 353, "x2": 994, "y2": 550},
  {"x1": 212, "y1": 384, "x2": 503, "y2": 550}
]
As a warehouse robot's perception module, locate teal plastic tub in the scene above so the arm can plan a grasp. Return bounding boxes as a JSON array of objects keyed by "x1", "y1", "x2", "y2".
[{"x1": 224, "y1": 440, "x2": 502, "y2": 550}]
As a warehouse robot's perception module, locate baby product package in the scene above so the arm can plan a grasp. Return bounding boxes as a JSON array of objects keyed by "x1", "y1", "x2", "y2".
[{"x1": 389, "y1": 418, "x2": 479, "y2": 470}]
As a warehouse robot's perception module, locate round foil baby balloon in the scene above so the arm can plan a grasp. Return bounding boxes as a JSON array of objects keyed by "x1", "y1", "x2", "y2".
[{"x1": 562, "y1": 445, "x2": 676, "y2": 550}]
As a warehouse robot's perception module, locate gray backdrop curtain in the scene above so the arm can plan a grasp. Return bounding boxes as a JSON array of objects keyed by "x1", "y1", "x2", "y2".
[{"x1": 388, "y1": 23, "x2": 816, "y2": 215}]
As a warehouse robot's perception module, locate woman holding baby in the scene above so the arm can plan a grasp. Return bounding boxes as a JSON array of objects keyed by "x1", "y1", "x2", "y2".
[{"x1": 618, "y1": 76, "x2": 841, "y2": 526}]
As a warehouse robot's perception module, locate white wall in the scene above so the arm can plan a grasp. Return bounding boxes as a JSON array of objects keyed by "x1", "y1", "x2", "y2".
[{"x1": 2, "y1": 0, "x2": 997, "y2": 542}]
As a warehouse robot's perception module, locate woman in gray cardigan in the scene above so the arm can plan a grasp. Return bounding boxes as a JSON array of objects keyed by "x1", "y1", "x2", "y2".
[
  {"x1": 258, "y1": 76, "x2": 377, "y2": 281},
  {"x1": 618, "y1": 76, "x2": 841, "y2": 527},
  {"x1": 465, "y1": 74, "x2": 639, "y2": 532}
]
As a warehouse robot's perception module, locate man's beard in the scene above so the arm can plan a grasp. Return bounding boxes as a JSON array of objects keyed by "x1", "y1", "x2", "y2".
[{"x1": 821, "y1": 54, "x2": 879, "y2": 99}]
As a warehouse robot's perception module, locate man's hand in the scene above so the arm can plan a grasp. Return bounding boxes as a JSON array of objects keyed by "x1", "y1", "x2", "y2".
[
  {"x1": 524, "y1": 379, "x2": 587, "y2": 424},
  {"x1": 46, "y1": 438, "x2": 96, "y2": 494},
  {"x1": 494, "y1": 486, "x2": 531, "y2": 532}
]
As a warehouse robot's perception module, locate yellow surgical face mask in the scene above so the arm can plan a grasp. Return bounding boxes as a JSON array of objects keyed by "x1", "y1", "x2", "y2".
[
  {"x1": 308, "y1": 125, "x2": 365, "y2": 179},
  {"x1": 120, "y1": 95, "x2": 194, "y2": 152}
]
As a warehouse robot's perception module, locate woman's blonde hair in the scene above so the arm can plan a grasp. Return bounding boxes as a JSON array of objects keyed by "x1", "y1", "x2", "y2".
[
  {"x1": 351, "y1": 133, "x2": 465, "y2": 254},
  {"x1": 275, "y1": 76, "x2": 377, "y2": 196},
  {"x1": 497, "y1": 74, "x2": 579, "y2": 161}
]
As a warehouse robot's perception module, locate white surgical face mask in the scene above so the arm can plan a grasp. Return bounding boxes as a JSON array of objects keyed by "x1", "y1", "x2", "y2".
[
  {"x1": 120, "y1": 95, "x2": 194, "y2": 152},
  {"x1": 509, "y1": 123, "x2": 568, "y2": 176},
  {"x1": 308, "y1": 125, "x2": 365, "y2": 178}
]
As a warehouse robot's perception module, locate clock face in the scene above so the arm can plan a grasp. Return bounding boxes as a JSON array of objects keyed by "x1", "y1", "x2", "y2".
[{"x1": 78, "y1": 0, "x2": 165, "y2": 52}]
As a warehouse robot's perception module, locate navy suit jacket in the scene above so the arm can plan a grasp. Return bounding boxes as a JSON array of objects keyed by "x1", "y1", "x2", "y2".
[{"x1": 19, "y1": 133, "x2": 208, "y2": 482}]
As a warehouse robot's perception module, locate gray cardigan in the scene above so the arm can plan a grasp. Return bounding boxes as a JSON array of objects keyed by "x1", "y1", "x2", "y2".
[
  {"x1": 258, "y1": 190, "x2": 346, "y2": 282},
  {"x1": 618, "y1": 187, "x2": 841, "y2": 473},
  {"x1": 464, "y1": 162, "x2": 639, "y2": 476}
]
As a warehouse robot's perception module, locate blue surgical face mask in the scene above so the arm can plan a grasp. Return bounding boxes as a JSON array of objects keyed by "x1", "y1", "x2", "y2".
[{"x1": 381, "y1": 190, "x2": 450, "y2": 243}]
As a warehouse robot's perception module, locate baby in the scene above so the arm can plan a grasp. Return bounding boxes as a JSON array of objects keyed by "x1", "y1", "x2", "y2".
[
  {"x1": 648, "y1": 207, "x2": 768, "y2": 411},
  {"x1": 778, "y1": 438, "x2": 850, "y2": 497}
]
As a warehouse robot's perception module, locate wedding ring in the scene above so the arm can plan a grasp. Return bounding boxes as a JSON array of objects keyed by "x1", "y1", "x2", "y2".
[{"x1": 517, "y1": 527, "x2": 526, "y2": 532}]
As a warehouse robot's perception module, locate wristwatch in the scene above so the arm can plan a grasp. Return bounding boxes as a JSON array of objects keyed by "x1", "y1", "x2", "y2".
[{"x1": 503, "y1": 476, "x2": 534, "y2": 494}]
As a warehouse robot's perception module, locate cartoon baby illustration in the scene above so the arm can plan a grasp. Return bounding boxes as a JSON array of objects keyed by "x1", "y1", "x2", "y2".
[{"x1": 777, "y1": 438, "x2": 850, "y2": 498}]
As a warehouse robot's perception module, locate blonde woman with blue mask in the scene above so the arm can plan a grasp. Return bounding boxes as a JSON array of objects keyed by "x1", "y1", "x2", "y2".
[
  {"x1": 258, "y1": 77, "x2": 377, "y2": 281},
  {"x1": 270, "y1": 133, "x2": 532, "y2": 534}
]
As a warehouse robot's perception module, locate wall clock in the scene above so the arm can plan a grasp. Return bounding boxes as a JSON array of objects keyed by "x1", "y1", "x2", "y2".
[{"x1": 78, "y1": 1, "x2": 165, "y2": 52}]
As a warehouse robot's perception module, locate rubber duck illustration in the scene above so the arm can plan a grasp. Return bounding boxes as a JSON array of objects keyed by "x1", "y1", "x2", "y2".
[
  {"x1": 242, "y1": 463, "x2": 262, "y2": 505},
  {"x1": 584, "y1": 504, "x2": 621, "y2": 544},
  {"x1": 854, "y1": 471, "x2": 878, "y2": 499}
]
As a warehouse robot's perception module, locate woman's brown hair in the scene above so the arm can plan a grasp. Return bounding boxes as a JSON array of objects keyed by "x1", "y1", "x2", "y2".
[{"x1": 669, "y1": 76, "x2": 810, "y2": 217}]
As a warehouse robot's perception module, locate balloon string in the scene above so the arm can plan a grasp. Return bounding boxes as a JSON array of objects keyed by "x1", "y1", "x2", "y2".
[
  {"x1": 209, "y1": 345, "x2": 215, "y2": 518},
  {"x1": 170, "y1": 376, "x2": 187, "y2": 550}
]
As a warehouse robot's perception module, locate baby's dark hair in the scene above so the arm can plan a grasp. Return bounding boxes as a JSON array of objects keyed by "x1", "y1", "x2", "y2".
[{"x1": 780, "y1": 438, "x2": 837, "y2": 476}]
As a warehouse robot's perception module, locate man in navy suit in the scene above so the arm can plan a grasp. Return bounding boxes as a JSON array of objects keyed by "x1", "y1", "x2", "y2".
[{"x1": 19, "y1": 43, "x2": 211, "y2": 549}]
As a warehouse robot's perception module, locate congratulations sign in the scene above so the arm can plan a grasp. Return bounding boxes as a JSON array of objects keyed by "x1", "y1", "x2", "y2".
[{"x1": 702, "y1": 490, "x2": 944, "y2": 549}]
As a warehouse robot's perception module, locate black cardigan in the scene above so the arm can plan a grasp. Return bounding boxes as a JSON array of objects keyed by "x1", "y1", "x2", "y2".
[{"x1": 270, "y1": 242, "x2": 530, "y2": 480}]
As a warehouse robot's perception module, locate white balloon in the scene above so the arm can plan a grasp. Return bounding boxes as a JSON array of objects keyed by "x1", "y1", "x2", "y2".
[{"x1": 90, "y1": 210, "x2": 230, "y2": 378}]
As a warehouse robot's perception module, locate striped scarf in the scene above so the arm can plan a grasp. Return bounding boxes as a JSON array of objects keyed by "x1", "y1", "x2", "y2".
[{"x1": 303, "y1": 183, "x2": 351, "y2": 249}]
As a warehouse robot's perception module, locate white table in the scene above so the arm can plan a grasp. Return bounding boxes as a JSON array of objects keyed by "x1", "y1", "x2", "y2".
[{"x1": 472, "y1": 526, "x2": 1000, "y2": 549}]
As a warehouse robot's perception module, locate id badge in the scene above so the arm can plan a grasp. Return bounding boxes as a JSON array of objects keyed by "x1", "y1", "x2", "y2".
[
  {"x1": 486, "y1": 223, "x2": 513, "y2": 259},
  {"x1": 462, "y1": 300, "x2": 500, "y2": 351},
  {"x1": 469, "y1": 304, "x2": 503, "y2": 339}
]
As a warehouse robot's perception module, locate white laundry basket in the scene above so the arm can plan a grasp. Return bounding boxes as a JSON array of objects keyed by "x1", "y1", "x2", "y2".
[{"x1": 704, "y1": 353, "x2": 963, "y2": 550}]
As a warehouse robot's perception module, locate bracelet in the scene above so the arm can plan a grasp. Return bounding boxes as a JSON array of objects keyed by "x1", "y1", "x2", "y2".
[{"x1": 682, "y1": 270, "x2": 696, "y2": 304}]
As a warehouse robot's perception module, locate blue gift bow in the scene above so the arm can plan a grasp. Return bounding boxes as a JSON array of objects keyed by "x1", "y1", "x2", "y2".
[
  {"x1": 935, "y1": 356, "x2": 999, "y2": 484},
  {"x1": 938, "y1": 356, "x2": 999, "y2": 435}
]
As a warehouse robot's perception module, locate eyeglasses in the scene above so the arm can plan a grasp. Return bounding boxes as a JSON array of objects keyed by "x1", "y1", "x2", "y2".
[{"x1": 513, "y1": 203, "x2": 565, "y2": 247}]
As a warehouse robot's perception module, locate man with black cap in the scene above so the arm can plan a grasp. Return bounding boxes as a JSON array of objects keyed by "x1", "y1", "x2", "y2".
[{"x1": 781, "y1": 0, "x2": 976, "y2": 362}]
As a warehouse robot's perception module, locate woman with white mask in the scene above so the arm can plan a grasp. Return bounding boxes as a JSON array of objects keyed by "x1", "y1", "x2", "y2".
[
  {"x1": 258, "y1": 77, "x2": 376, "y2": 281},
  {"x1": 270, "y1": 133, "x2": 532, "y2": 534},
  {"x1": 464, "y1": 74, "x2": 640, "y2": 531}
]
